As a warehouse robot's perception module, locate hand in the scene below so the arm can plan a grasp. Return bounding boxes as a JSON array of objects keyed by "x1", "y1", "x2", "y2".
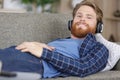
[{"x1": 16, "y1": 42, "x2": 54, "y2": 58}]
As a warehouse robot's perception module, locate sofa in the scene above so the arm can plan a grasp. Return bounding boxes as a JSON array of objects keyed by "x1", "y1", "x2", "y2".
[{"x1": 0, "y1": 13, "x2": 120, "y2": 80}]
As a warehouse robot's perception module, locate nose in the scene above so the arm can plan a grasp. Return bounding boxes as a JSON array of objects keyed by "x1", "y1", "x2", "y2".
[{"x1": 80, "y1": 16, "x2": 85, "y2": 22}]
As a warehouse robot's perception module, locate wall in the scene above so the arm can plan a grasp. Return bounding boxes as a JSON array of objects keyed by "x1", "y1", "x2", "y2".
[
  {"x1": 97, "y1": 0, "x2": 120, "y2": 42},
  {"x1": 60, "y1": 0, "x2": 120, "y2": 42}
]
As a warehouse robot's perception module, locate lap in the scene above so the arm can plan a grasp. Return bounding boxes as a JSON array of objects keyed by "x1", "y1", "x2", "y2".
[
  {"x1": 2, "y1": 59, "x2": 43, "y2": 74},
  {"x1": 0, "y1": 46, "x2": 43, "y2": 74},
  {"x1": 0, "y1": 46, "x2": 40, "y2": 62}
]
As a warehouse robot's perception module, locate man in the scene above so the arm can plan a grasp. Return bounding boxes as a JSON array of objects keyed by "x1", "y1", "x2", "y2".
[{"x1": 0, "y1": 0, "x2": 119, "y2": 78}]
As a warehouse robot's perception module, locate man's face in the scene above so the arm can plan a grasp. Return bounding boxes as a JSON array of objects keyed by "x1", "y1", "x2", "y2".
[{"x1": 71, "y1": 5, "x2": 97, "y2": 38}]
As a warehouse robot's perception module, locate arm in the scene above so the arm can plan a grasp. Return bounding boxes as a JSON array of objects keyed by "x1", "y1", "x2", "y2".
[
  {"x1": 16, "y1": 40, "x2": 108, "y2": 77},
  {"x1": 41, "y1": 42, "x2": 108, "y2": 77}
]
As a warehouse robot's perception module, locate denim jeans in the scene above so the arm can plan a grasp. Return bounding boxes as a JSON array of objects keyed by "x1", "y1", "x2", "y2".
[{"x1": 0, "y1": 46, "x2": 43, "y2": 74}]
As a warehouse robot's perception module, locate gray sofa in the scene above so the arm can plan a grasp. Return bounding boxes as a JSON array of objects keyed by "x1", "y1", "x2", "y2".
[{"x1": 0, "y1": 13, "x2": 120, "y2": 80}]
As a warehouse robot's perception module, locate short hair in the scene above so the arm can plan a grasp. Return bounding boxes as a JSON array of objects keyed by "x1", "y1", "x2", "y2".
[{"x1": 72, "y1": 0, "x2": 103, "y2": 22}]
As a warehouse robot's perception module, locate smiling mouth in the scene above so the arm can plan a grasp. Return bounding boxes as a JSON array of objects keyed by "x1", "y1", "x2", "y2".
[{"x1": 77, "y1": 23, "x2": 88, "y2": 29}]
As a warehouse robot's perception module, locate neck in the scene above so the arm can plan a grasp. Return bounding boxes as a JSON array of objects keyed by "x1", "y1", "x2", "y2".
[{"x1": 71, "y1": 34, "x2": 85, "y2": 39}]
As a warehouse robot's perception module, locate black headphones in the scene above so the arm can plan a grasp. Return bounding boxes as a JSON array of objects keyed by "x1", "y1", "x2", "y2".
[{"x1": 68, "y1": 20, "x2": 103, "y2": 33}]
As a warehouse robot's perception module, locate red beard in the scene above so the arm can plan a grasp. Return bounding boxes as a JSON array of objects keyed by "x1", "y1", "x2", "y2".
[{"x1": 71, "y1": 22, "x2": 94, "y2": 38}]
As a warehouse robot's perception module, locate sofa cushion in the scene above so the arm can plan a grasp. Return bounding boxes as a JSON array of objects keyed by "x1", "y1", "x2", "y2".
[
  {"x1": 112, "y1": 42, "x2": 120, "y2": 70},
  {"x1": 0, "y1": 71, "x2": 120, "y2": 80},
  {"x1": 0, "y1": 13, "x2": 72, "y2": 49},
  {"x1": 46, "y1": 71, "x2": 120, "y2": 80}
]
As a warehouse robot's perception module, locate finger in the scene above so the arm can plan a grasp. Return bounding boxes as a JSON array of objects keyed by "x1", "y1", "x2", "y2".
[
  {"x1": 50, "y1": 46, "x2": 55, "y2": 50},
  {"x1": 15, "y1": 42, "x2": 29, "y2": 50},
  {"x1": 21, "y1": 48, "x2": 29, "y2": 52},
  {"x1": 45, "y1": 45, "x2": 55, "y2": 51},
  {"x1": 15, "y1": 45, "x2": 26, "y2": 50}
]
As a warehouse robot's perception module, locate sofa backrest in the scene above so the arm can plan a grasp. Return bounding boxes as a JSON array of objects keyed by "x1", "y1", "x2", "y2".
[{"x1": 0, "y1": 13, "x2": 72, "y2": 48}]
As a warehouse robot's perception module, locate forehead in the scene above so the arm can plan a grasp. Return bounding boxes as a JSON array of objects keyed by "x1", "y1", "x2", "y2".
[{"x1": 76, "y1": 5, "x2": 96, "y2": 16}]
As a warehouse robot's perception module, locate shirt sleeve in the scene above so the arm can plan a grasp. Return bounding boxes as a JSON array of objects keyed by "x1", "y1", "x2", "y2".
[{"x1": 41, "y1": 42, "x2": 109, "y2": 77}]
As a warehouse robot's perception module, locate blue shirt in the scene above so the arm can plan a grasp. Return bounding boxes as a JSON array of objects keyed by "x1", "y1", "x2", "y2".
[{"x1": 42, "y1": 38, "x2": 83, "y2": 78}]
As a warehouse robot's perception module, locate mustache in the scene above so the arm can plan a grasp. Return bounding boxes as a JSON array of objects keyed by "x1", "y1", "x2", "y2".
[{"x1": 73, "y1": 22, "x2": 88, "y2": 27}]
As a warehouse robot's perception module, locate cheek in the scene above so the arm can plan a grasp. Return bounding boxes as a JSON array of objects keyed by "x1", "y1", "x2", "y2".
[
  {"x1": 89, "y1": 21, "x2": 97, "y2": 33},
  {"x1": 73, "y1": 20, "x2": 78, "y2": 24},
  {"x1": 73, "y1": 17, "x2": 80, "y2": 23},
  {"x1": 89, "y1": 21, "x2": 97, "y2": 27},
  {"x1": 89, "y1": 21, "x2": 97, "y2": 29}
]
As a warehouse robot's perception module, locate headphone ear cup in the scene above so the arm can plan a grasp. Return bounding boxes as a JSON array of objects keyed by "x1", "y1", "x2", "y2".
[
  {"x1": 68, "y1": 20, "x2": 73, "y2": 30},
  {"x1": 96, "y1": 22, "x2": 103, "y2": 33}
]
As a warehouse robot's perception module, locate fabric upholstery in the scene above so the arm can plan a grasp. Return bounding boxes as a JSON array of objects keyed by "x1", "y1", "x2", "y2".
[
  {"x1": 0, "y1": 13, "x2": 120, "y2": 80},
  {"x1": 0, "y1": 13, "x2": 71, "y2": 48}
]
